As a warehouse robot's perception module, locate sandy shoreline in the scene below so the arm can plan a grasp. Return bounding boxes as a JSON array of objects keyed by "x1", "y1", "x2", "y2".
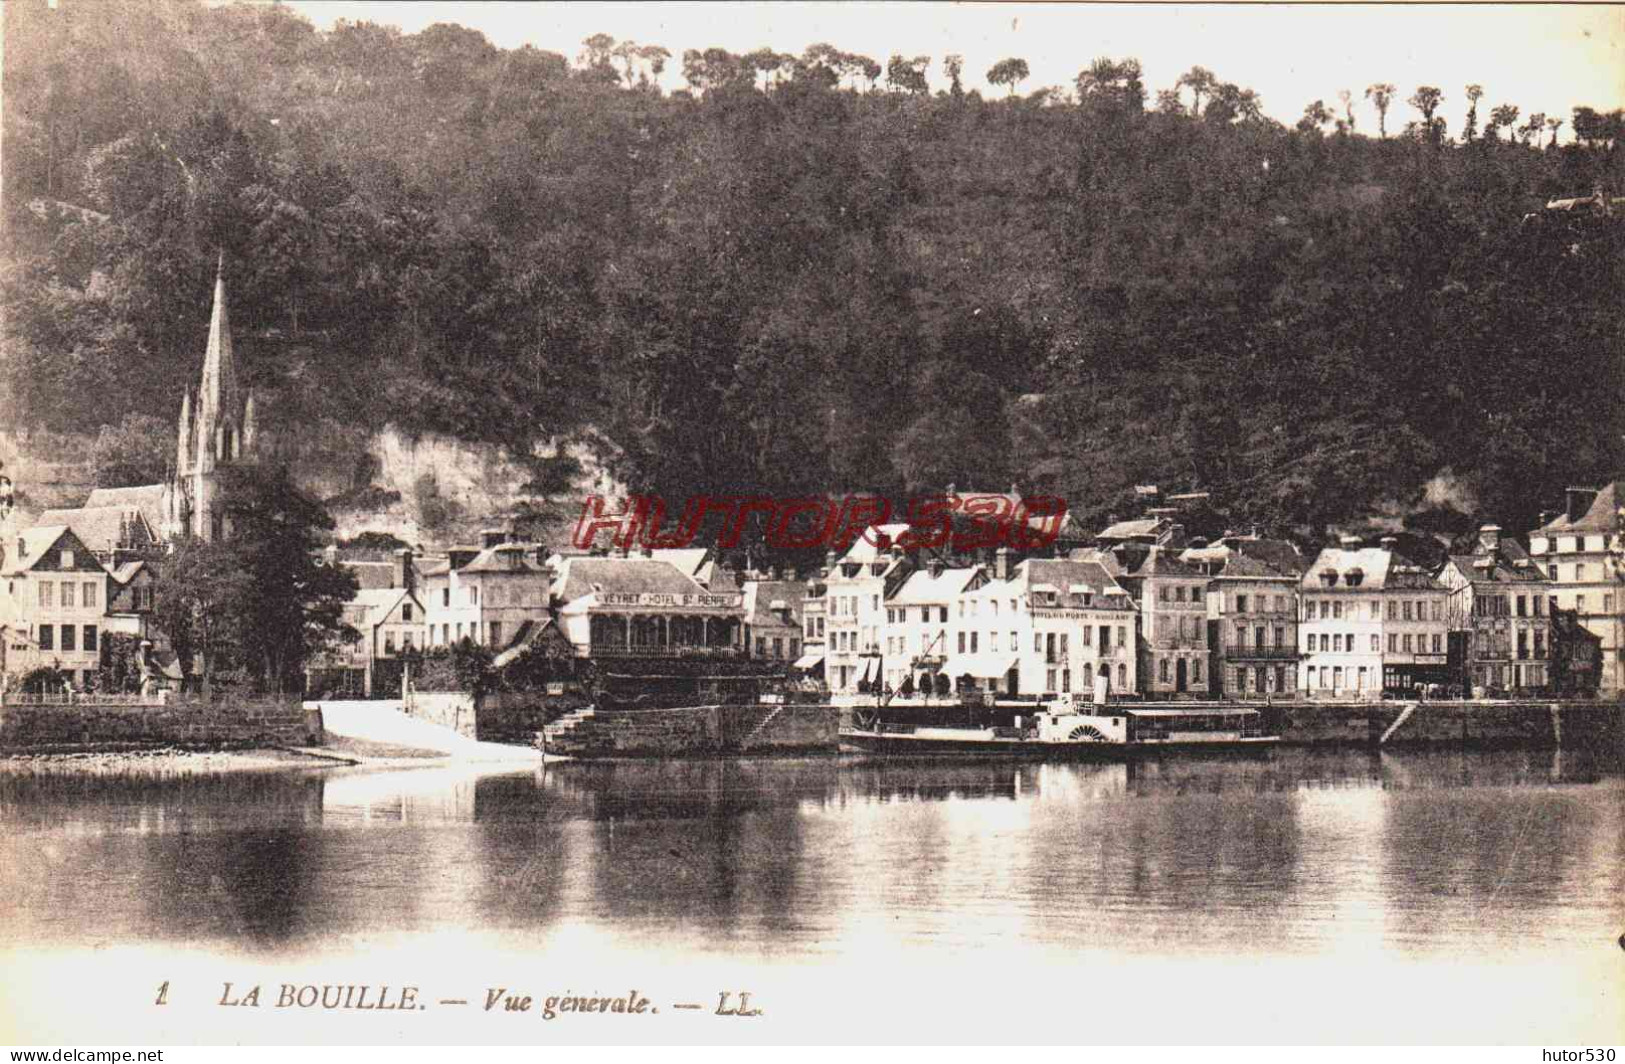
[{"x1": 0, "y1": 734, "x2": 466, "y2": 774}]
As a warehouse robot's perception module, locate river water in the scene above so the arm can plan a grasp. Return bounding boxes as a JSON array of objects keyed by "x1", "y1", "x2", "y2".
[{"x1": 1, "y1": 747, "x2": 1620, "y2": 1044}]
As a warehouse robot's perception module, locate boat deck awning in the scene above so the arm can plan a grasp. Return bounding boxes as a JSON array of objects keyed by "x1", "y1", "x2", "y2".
[{"x1": 1127, "y1": 706, "x2": 1260, "y2": 717}]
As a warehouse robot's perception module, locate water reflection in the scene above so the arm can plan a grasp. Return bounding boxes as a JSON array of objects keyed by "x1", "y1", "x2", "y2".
[{"x1": 0, "y1": 748, "x2": 1617, "y2": 962}]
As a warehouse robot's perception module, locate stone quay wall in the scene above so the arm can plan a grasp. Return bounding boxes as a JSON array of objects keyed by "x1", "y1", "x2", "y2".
[
  {"x1": 545, "y1": 704, "x2": 840, "y2": 758},
  {"x1": 0, "y1": 696, "x2": 323, "y2": 753},
  {"x1": 1265, "y1": 700, "x2": 1622, "y2": 751},
  {"x1": 403, "y1": 690, "x2": 478, "y2": 739},
  {"x1": 404, "y1": 689, "x2": 592, "y2": 745}
]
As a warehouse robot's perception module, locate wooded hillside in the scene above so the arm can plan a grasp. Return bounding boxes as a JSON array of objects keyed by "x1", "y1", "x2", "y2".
[{"x1": 4, "y1": 0, "x2": 1621, "y2": 543}]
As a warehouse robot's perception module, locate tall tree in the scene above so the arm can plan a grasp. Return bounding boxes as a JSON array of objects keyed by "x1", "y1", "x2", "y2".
[
  {"x1": 218, "y1": 464, "x2": 359, "y2": 693},
  {"x1": 1366, "y1": 82, "x2": 1396, "y2": 138},
  {"x1": 1463, "y1": 84, "x2": 1483, "y2": 143},
  {"x1": 986, "y1": 57, "x2": 1029, "y2": 97}
]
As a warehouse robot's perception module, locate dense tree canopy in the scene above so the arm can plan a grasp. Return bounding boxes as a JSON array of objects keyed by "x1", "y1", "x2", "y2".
[{"x1": 4, "y1": 0, "x2": 1622, "y2": 551}]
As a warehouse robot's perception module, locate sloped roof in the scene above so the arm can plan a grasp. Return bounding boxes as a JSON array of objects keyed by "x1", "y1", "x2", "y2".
[
  {"x1": 741, "y1": 580, "x2": 805, "y2": 626},
  {"x1": 1539, "y1": 482, "x2": 1621, "y2": 534},
  {"x1": 3, "y1": 526, "x2": 75, "y2": 576},
  {"x1": 1125, "y1": 546, "x2": 1205, "y2": 579},
  {"x1": 553, "y1": 557, "x2": 708, "y2": 604},
  {"x1": 1182, "y1": 537, "x2": 1305, "y2": 579},
  {"x1": 341, "y1": 559, "x2": 400, "y2": 590},
  {"x1": 889, "y1": 566, "x2": 980, "y2": 605},
  {"x1": 836, "y1": 523, "x2": 913, "y2": 564},
  {"x1": 1444, "y1": 541, "x2": 1548, "y2": 585},
  {"x1": 1299, "y1": 547, "x2": 1438, "y2": 590},
  {"x1": 1097, "y1": 517, "x2": 1164, "y2": 541},
  {"x1": 648, "y1": 548, "x2": 710, "y2": 577},
  {"x1": 35, "y1": 505, "x2": 154, "y2": 555},
  {"x1": 84, "y1": 485, "x2": 167, "y2": 533},
  {"x1": 459, "y1": 542, "x2": 551, "y2": 575},
  {"x1": 1018, "y1": 557, "x2": 1135, "y2": 606},
  {"x1": 109, "y1": 560, "x2": 149, "y2": 585},
  {"x1": 491, "y1": 617, "x2": 565, "y2": 668}
]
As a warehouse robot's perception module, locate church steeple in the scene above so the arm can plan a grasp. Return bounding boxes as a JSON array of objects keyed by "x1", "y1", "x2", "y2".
[{"x1": 194, "y1": 252, "x2": 240, "y2": 467}]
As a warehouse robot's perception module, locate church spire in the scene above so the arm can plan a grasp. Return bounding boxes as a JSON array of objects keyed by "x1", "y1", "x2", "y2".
[
  {"x1": 175, "y1": 388, "x2": 193, "y2": 474},
  {"x1": 195, "y1": 251, "x2": 239, "y2": 458}
]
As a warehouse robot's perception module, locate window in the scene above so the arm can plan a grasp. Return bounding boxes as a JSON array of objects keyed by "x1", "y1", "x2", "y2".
[
  {"x1": 1387, "y1": 600, "x2": 1398, "y2": 620},
  {"x1": 1333, "y1": 666, "x2": 1343, "y2": 689},
  {"x1": 61, "y1": 550, "x2": 74, "y2": 568},
  {"x1": 970, "y1": 632, "x2": 978, "y2": 653},
  {"x1": 1159, "y1": 586, "x2": 1170, "y2": 602},
  {"x1": 401, "y1": 604, "x2": 414, "y2": 623},
  {"x1": 385, "y1": 632, "x2": 396, "y2": 655},
  {"x1": 1306, "y1": 601, "x2": 1317, "y2": 620},
  {"x1": 1332, "y1": 634, "x2": 1342, "y2": 652},
  {"x1": 1431, "y1": 634, "x2": 1442, "y2": 654},
  {"x1": 39, "y1": 625, "x2": 53, "y2": 650},
  {"x1": 1236, "y1": 624, "x2": 1249, "y2": 648},
  {"x1": 1576, "y1": 594, "x2": 1586, "y2": 612},
  {"x1": 989, "y1": 631, "x2": 1000, "y2": 652},
  {"x1": 1516, "y1": 596, "x2": 1527, "y2": 618},
  {"x1": 939, "y1": 607, "x2": 949, "y2": 623},
  {"x1": 468, "y1": 587, "x2": 478, "y2": 605},
  {"x1": 1237, "y1": 593, "x2": 1249, "y2": 613},
  {"x1": 1193, "y1": 659, "x2": 1203, "y2": 683},
  {"x1": 83, "y1": 626, "x2": 97, "y2": 653},
  {"x1": 61, "y1": 624, "x2": 76, "y2": 651},
  {"x1": 38, "y1": 581, "x2": 52, "y2": 608},
  {"x1": 1402, "y1": 634, "x2": 1413, "y2": 652},
  {"x1": 456, "y1": 623, "x2": 464, "y2": 641},
  {"x1": 1534, "y1": 596, "x2": 1544, "y2": 617},
  {"x1": 1061, "y1": 669, "x2": 1071, "y2": 693},
  {"x1": 1388, "y1": 633, "x2": 1398, "y2": 653},
  {"x1": 1401, "y1": 600, "x2": 1412, "y2": 621},
  {"x1": 1575, "y1": 564, "x2": 1586, "y2": 581},
  {"x1": 1319, "y1": 634, "x2": 1329, "y2": 652},
  {"x1": 1305, "y1": 633, "x2": 1315, "y2": 652},
  {"x1": 1372, "y1": 602, "x2": 1382, "y2": 620},
  {"x1": 61, "y1": 582, "x2": 75, "y2": 609},
  {"x1": 1548, "y1": 564, "x2": 1558, "y2": 581},
  {"x1": 442, "y1": 589, "x2": 450, "y2": 608},
  {"x1": 1174, "y1": 586, "x2": 1186, "y2": 603},
  {"x1": 1534, "y1": 631, "x2": 1545, "y2": 657},
  {"x1": 1332, "y1": 601, "x2": 1342, "y2": 619},
  {"x1": 82, "y1": 582, "x2": 97, "y2": 609},
  {"x1": 490, "y1": 621, "x2": 503, "y2": 647},
  {"x1": 1047, "y1": 668, "x2": 1058, "y2": 693},
  {"x1": 1274, "y1": 626, "x2": 1285, "y2": 648},
  {"x1": 1606, "y1": 594, "x2": 1616, "y2": 613},
  {"x1": 1432, "y1": 601, "x2": 1442, "y2": 621},
  {"x1": 772, "y1": 637, "x2": 783, "y2": 658},
  {"x1": 403, "y1": 632, "x2": 414, "y2": 651},
  {"x1": 958, "y1": 632, "x2": 966, "y2": 654},
  {"x1": 1159, "y1": 659, "x2": 1170, "y2": 682},
  {"x1": 791, "y1": 638, "x2": 800, "y2": 657},
  {"x1": 1010, "y1": 631, "x2": 1017, "y2": 652}
]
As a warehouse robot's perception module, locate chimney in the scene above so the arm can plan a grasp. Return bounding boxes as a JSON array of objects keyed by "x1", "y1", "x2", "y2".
[
  {"x1": 1565, "y1": 486, "x2": 1598, "y2": 523},
  {"x1": 480, "y1": 527, "x2": 509, "y2": 549},
  {"x1": 995, "y1": 546, "x2": 1011, "y2": 581},
  {"x1": 1379, "y1": 535, "x2": 1398, "y2": 550},
  {"x1": 787, "y1": 568, "x2": 799, "y2": 583},
  {"x1": 1339, "y1": 534, "x2": 1362, "y2": 548},
  {"x1": 1477, "y1": 524, "x2": 1502, "y2": 555},
  {"x1": 929, "y1": 556, "x2": 945, "y2": 579},
  {"x1": 1538, "y1": 510, "x2": 1558, "y2": 528},
  {"x1": 393, "y1": 547, "x2": 415, "y2": 591}
]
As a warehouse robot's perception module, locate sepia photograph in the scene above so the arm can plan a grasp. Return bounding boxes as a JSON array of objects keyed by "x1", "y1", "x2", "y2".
[{"x1": 0, "y1": 0, "x2": 1621, "y2": 1050}]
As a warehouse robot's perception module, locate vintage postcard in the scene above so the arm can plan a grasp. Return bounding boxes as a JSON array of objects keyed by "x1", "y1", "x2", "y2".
[{"x1": 1, "y1": 0, "x2": 1621, "y2": 1049}]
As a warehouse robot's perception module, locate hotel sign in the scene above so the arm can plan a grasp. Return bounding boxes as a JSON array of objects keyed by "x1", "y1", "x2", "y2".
[{"x1": 598, "y1": 592, "x2": 742, "y2": 610}]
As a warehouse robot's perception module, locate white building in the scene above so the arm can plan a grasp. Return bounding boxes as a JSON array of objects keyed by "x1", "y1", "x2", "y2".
[
  {"x1": 822, "y1": 524, "x2": 909, "y2": 692},
  {"x1": 0, "y1": 526, "x2": 110, "y2": 687},
  {"x1": 882, "y1": 561, "x2": 977, "y2": 692},
  {"x1": 1298, "y1": 538, "x2": 1449, "y2": 699},
  {"x1": 422, "y1": 531, "x2": 553, "y2": 651},
  {"x1": 1529, "y1": 483, "x2": 1623, "y2": 693}
]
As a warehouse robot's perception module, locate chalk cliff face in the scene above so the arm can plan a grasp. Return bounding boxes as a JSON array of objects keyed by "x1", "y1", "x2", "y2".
[{"x1": 261, "y1": 421, "x2": 625, "y2": 549}]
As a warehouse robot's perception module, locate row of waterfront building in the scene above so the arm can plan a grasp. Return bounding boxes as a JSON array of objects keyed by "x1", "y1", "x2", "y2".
[{"x1": 0, "y1": 263, "x2": 1620, "y2": 702}]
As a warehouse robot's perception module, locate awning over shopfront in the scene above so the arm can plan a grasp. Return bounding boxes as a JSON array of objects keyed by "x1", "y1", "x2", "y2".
[
  {"x1": 861, "y1": 657, "x2": 881, "y2": 683},
  {"x1": 792, "y1": 653, "x2": 824, "y2": 671}
]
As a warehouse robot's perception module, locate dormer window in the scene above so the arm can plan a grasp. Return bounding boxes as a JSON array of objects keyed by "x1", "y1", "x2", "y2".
[
  {"x1": 1346, "y1": 568, "x2": 1364, "y2": 587},
  {"x1": 61, "y1": 550, "x2": 74, "y2": 569},
  {"x1": 1320, "y1": 569, "x2": 1337, "y2": 586}
]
